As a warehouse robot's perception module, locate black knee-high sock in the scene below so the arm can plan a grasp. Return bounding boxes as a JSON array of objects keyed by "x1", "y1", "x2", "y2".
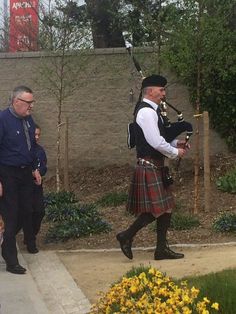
[
  {"x1": 156, "y1": 213, "x2": 172, "y2": 250},
  {"x1": 124, "y1": 212, "x2": 155, "y2": 239}
]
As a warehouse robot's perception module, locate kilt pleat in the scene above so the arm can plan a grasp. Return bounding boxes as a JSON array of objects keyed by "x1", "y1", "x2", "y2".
[{"x1": 127, "y1": 163, "x2": 174, "y2": 216}]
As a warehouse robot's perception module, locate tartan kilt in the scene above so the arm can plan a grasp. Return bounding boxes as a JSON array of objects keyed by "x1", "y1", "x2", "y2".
[{"x1": 127, "y1": 163, "x2": 175, "y2": 217}]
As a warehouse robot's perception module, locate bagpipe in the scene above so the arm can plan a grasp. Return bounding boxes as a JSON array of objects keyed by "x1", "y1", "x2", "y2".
[{"x1": 126, "y1": 45, "x2": 193, "y2": 149}]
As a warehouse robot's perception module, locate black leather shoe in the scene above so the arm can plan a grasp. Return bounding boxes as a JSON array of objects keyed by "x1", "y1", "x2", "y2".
[
  {"x1": 116, "y1": 232, "x2": 133, "y2": 259},
  {"x1": 27, "y1": 244, "x2": 39, "y2": 254},
  {"x1": 6, "y1": 264, "x2": 26, "y2": 274},
  {"x1": 154, "y1": 247, "x2": 184, "y2": 260}
]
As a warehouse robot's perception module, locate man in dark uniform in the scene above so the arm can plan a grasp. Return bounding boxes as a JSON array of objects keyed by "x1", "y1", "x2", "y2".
[
  {"x1": 0, "y1": 86, "x2": 41, "y2": 274},
  {"x1": 116, "y1": 75, "x2": 188, "y2": 260}
]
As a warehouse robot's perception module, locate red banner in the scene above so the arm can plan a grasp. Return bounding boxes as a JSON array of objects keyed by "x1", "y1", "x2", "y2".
[{"x1": 9, "y1": 0, "x2": 39, "y2": 52}]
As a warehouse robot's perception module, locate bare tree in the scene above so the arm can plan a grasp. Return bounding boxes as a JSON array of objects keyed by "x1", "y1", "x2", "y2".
[{"x1": 38, "y1": 0, "x2": 90, "y2": 191}]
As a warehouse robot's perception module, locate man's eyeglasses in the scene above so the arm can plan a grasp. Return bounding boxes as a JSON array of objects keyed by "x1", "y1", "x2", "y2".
[{"x1": 17, "y1": 98, "x2": 35, "y2": 105}]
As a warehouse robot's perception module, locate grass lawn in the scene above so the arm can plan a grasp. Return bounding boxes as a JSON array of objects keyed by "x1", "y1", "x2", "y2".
[{"x1": 181, "y1": 268, "x2": 236, "y2": 314}]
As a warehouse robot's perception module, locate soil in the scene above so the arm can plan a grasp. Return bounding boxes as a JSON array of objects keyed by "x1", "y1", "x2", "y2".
[{"x1": 20, "y1": 153, "x2": 235, "y2": 251}]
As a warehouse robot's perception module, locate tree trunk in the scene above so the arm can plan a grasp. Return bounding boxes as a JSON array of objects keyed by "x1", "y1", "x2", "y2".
[
  {"x1": 64, "y1": 117, "x2": 69, "y2": 191},
  {"x1": 203, "y1": 111, "x2": 210, "y2": 211},
  {"x1": 56, "y1": 122, "x2": 61, "y2": 192},
  {"x1": 193, "y1": 0, "x2": 204, "y2": 214}
]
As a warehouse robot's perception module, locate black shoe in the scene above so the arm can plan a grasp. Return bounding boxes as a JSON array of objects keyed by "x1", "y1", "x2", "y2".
[
  {"x1": 154, "y1": 247, "x2": 184, "y2": 260},
  {"x1": 116, "y1": 232, "x2": 133, "y2": 260},
  {"x1": 27, "y1": 244, "x2": 39, "y2": 254},
  {"x1": 6, "y1": 264, "x2": 26, "y2": 274}
]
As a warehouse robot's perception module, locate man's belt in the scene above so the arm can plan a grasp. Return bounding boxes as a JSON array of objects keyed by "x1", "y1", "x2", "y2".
[
  {"x1": 0, "y1": 164, "x2": 32, "y2": 169},
  {"x1": 137, "y1": 158, "x2": 163, "y2": 169}
]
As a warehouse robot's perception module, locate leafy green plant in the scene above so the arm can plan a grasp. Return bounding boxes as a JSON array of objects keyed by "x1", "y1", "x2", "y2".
[
  {"x1": 216, "y1": 168, "x2": 236, "y2": 194},
  {"x1": 46, "y1": 217, "x2": 111, "y2": 242},
  {"x1": 213, "y1": 212, "x2": 236, "y2": 233},
  {"x1": 171, "y1": 212, "x2": 200, "y2": 230},
  {"x1": 163, "y1": 0, "x2": 236, "y2": 152},
  {"x1": 175, "y1": 200, "x2": 183, "y2": 211},
  {"x1": 149, "y1": 212, "x2": 200, "y2": 232},
  {"x1": 45, "y1": 202, "x2": 80, "y2": 222},
  {"x1": 45, "y1": 203, "x2": 111, "y2": 242},
  {"x1": 123, "y1": 264, "x2": 151, "y2": 279},
  {"x1": 44, "y1": 191, "x2": 77, "y2": 207},
  {"x1": 96, "y1": 192, "x2": 128, "y2": 207}
]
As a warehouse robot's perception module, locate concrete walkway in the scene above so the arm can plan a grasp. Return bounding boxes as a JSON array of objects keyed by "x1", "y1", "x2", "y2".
[{"x1": 0, "y1": 248, "x2": 91, "y2": 314}]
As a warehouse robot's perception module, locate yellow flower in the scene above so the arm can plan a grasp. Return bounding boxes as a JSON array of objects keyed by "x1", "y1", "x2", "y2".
[
  {"x1": 120, "y1": 306, "x2": 126, "y2": 312},
  {"x1": 130, "y1": 285, "x2": 137, "y2": 293},
  {"x1": 203, "y1": 297, "x2": 210, "y2": 304},
  {"x1": 136, "y1": 300, "x2": 144, "y2": 308},
  {"x1": 211, "y1": 302, "x2": 219, "y2": 310},
  {"x1": 148, "y1": 268, "x2": 156, "y2": 275},
  {"x1": 167, "y1": 298, "x2": 175, "y2": 305},
  {"x1": 125, "y1": 299, "x2": 133, "y2": 307},
  {"x1": 148, "y1": 282, "x2": 154, "y2": 289},
  {"x1": 197, "y1": 301, "x2": 207, "y2": 311},
  {"x1": 157, "y1": 278, "x2": 164, "y2": 285},
  {"x1": 139, "y1": 272, "x2": 146, "y2": 279},
  {"x1": 182, "y1": 294, "x2": 191, "y2": 304},
  {"x1": 181, "y1": 280, "x2": 188, "y2": 286},
  {"x1": 182, "y1": 306, "x2": 192, "y2": 314},
  {"x1": 190, "y1": 286, "x2": 199, "y2": 298}
]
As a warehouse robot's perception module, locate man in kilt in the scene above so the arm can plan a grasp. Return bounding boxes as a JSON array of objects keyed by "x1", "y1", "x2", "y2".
[{"x1": 116, "y1": 74, "x2": 188, "y2": 260}]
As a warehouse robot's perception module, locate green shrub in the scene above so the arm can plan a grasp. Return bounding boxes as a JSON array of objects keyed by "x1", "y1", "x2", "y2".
[
  {"x1": 45, "y1": 203, "x2": 111, "y2": 242},
  {"x1": 175, "y1": 200, "x2": 183, "y2": 211},
  {"x1": 45, "y1": 202, "x2": 80, "y2": 222},
  {"x1": 216, "y1": 168, "x2": 236, "y2": 194},
  {"x1": 213, "y1": 212, "x2": 236, "y2": 233},
  {"x1": 46, "y1": 218, "x2": 111, "y2": 242},
  {"x1": 171, "y1": 212, "x2": 200, "y2": 230},
  {"x1": 96, "y1": 192, "x2": 128, "y2": 207},
  {"x1": 149, "y1": 212, "x2": 200, "y2": 232},
  {"x1": 123, "y1": 265, "x2": 151, "y2": 279},
  {"x1": 44, "y1": 191, "x2": 77, "y2": 207}
]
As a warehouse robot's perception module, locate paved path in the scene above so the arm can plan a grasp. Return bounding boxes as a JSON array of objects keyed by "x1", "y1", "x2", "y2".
[
  {"x1": 0, "y1": 248, "x2": 91, "y2": 314},
  {"x1": 0, "y1": 249, "x2": 49, "y2": 314}
]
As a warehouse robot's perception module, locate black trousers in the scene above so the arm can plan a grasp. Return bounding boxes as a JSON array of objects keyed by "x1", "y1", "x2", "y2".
[
  {"x1": 0, "y1": 165, "x2": 34, "y2": 265},
  {"x1": 31, "y1": 184, "x2": 45, "y2": 236}
]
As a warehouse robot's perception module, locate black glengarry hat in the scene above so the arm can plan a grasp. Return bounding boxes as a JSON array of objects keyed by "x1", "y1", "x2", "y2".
[{"x1": 142, "y1": 74, "x2": 167, "y2": 88}]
